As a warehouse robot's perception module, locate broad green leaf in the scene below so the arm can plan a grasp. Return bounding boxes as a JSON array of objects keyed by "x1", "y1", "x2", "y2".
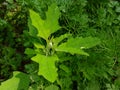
[
  {"x1": 45, "y1": 4, "x2": 61, "y2": 35},
  {"x1": 30, "y1": 4, "x2": 61, "y2": 40},
  {"x1": 56, "y1": 44, "x2": 89, "y2": 56},
  {"x1": 29, "y1": 10, "x2": 46, "y2": 39},
  {"x1": 0, "y1": 71, "x2": 30, "y2": 90},
  {"x1": 45, "y1": 85, "x2": 59, "y2": 90},
  {"x1": 31, "y1": 54, "x2": 59, "y2": 82},
  {"x1": 64, "y1": 37, "x2": 100, "y2": 49},
  {"x1": 0, "y1": 73, "x2": 19, "y2": 90},
  {"x1": 56, "y1": 37, "x2": 100, "y2": 55}
]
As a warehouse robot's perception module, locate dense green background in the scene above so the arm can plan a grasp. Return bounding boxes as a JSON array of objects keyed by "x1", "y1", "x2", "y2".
[{"x1": 0, "y1": 0, "x2": 120, "y2": 90}]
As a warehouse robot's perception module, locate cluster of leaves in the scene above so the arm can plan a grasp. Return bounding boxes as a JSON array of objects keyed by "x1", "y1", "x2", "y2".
[{"x1": 0, "y1": 0, "x2": 120, "y2": 90}]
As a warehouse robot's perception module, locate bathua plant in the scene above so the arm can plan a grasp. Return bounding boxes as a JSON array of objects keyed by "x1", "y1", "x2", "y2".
[
  {"x1": 26, "y1": 3, "x2": 100, "y2": 83},
  {"x1": 0, "y1": 3, "x2": 100, "y2": 90}
]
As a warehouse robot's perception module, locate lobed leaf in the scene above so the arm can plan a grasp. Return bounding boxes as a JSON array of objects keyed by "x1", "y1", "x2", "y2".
[
  {"x1": 31, "y1": 54, "x2": 59, "y2": 82},
  {"x1": 29, "y1": 4, "x2": 61, "y2": 40},
  {"x1": 56, "y1": 43, "x2": 89, "y2": 56},
  {"x1": 56, "y1": 37, "x2": 100, "y2": 55},
  {"x1": 65, "y1": 37, "x2": 100, "y2": 49}
]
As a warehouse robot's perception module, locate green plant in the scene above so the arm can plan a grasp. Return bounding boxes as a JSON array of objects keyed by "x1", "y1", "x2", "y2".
[
  {"x1": 0, "y1": 3, "x2": 100, "y2": 89},
  {"x1": 25, "y1": 3, "x2": 100, "y2": 89},
  {"x1": 1, "y1": 0, "x2": 120, "y2": 90}
]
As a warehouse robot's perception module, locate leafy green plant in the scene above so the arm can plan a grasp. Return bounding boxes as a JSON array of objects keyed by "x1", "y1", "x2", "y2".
[
  {"x1": 2, "y1": 0, "x2": 120, "y2": 89},
  {"x1": 26, "y1": 3, "x2": 100, "y2": 85}
]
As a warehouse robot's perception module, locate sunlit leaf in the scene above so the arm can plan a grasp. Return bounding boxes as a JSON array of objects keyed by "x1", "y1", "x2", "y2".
[
  {"x1": 0, "y1": 71, "x2": 30, "y2": 90},
  {"x1": 31, "y1": 54, "x2": 59, "y2": 82},
  {"x1": 30, "y1": 4, "x2": 61, "y2": 40},
  {"x1": 56, "y1": 37, "x2": 100, "y2": 55}
]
